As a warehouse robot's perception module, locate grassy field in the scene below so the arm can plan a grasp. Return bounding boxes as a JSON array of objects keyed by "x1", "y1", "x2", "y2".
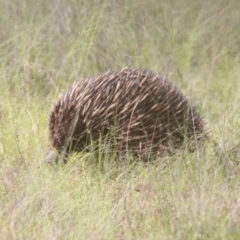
[{"x1": 1, "y1": 0, "x2": 240, "y2": 239}]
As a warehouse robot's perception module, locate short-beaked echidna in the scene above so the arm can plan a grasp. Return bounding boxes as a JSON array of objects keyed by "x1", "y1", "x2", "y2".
[{"x1": 47, "y1": 67, "x2": 205, "y2": 163}]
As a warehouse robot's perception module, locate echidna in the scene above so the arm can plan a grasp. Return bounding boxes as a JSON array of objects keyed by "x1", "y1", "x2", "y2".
[{"x1": 46, "y1": 67, "x2": 205, "y2": 163}]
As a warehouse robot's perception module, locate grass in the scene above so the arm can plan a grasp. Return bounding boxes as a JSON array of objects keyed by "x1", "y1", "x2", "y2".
[{"x1": 0, "y1": 0, "x2": 240, "y2": 239}]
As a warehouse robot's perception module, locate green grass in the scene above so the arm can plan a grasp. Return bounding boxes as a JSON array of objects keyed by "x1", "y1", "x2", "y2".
[{"x1": 1, "y1": 0, "x2": 240, "y2": 239}]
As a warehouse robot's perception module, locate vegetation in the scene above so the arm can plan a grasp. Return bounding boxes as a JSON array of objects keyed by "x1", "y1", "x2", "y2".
[{"x1": 0, "y1": 0, "x2": 240, "y2": 239}]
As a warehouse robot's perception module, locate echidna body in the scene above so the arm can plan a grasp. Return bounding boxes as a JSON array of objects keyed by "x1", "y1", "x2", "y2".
[{"x1": 48, "y1": 68, "x2": 205, "y2": 162}]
